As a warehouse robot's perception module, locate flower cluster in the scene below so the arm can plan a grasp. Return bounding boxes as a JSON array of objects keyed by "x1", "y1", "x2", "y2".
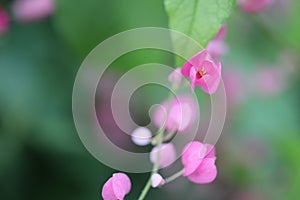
[{"x1": 101, "y1": 26, "x2": 225, "y2": 200}]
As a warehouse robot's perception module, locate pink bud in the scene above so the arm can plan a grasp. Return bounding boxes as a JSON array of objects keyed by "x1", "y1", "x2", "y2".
[
  {"x1": 151, "y1": 173, "x2": 165, "y2": 188},
  {"x1": 0, "y1": 7, "x2": 9, "y2": 34},
  {"x1": 150, "y1": 143, "x2": 176, "y2": 168},
  {"x1": 207, "y1": 25, "x2": 228, "y2": 60},
  {"x1": 237, "y1": 0, "x2": 273, "y2": 14},
  {"x1": 102, "y1": 173, "x2": 131, "y2": 200},
  {"x1": 12, "y1": 0, "x2": 55, "y2": 22},
  {"x1": 131, "y1": 127, "x2": 152, "y2": 146}
]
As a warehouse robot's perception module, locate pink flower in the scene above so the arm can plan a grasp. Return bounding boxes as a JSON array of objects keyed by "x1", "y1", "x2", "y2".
[
  {"x1": 153, "y1": 94, "x2": 197, "y2": 133},
  {"x1": 102, "y1": 173, "x2": 131, "y2": 200},
  {"x1": 255, "y1": 67, "x2": 284, "y2": 97},
  {"x1": 0, "y1": 7, "x2": 9, "y2": 34},
  {"x1": 181, "y1": 141, "x2": 217, "y2": 184},
  {"x1": 150, "y1": 143, "x2": 176, "y2": 168},
  {"x1": 12, "y1": 0, "x2": 55, "y2": 22},
  {"x1": 181, "y1": 49, "x2": 221, "y2": 94},
  {"x1": 237, "y1": 0, "x2": 273, "y2": 13},
  {"x1": 207, "y1": 25, "x2": 228, "y2": 60}
]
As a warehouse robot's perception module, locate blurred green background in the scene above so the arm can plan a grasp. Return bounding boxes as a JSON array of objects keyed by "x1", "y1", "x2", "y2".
[{"x1": 1, "y1": 0, "x2": 300, "y2": 199}]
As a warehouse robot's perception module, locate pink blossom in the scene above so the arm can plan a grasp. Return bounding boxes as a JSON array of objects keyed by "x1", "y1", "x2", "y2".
[
  {"x1": 255, "y1": 67, "x2": 284, "y2": 97},
  {"x1": 12, "y1": 0, "x2": 55, "y2": 22},
  {"x1": 151, "y1": 173, "x2": 165, "y2": 188},
  {"x1": 0, "y1": 7, "x2": 9, "y2": 34},
  {"x1": 150, "y1": 143, "x2": 176, "y2": 168},
  {"x1": 207, "y1": 25, "x2": 228, "y2": 60},
  {"x1": 102, "y1": 173, "x2": 131, "y2": 200},
  {"x1": 181, "y1": 49, "x2": 221, "y2": 94},
  {"x1": 153, "y1": 94, "x2": 197, "y2": 133},
  {"x1": 237, "y1": 0, "x2": 273, "y2": 13},
  {"x1": 168, "y1": 68, "x2": 182, "y2": 86},
  {"x1": 181, "y1": 141, "x2": 217, "y2": 184},
  {"x1": 223, "y1": 69, "x2": 247, "y2": 106}
]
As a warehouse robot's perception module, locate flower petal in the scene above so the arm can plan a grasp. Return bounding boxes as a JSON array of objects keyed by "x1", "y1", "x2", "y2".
[
  {"x1": 102, "y1": 178, "x2": 117, "y2": 200},
  {"x1": 199, "y1": 62, "x2": 221, "y2": 94},
  {"x1": 188, "y1": 158, "x2": 217, "y2": 184},
  {"x1": 182, "y1": 142, "x2": 207, "y2": 176},
  {"x1": 181, "y1": 49, "x2": 210, "y2": 78},
  {"x1": 112, "y1": 173, "x2": 131, "y2": 200}
]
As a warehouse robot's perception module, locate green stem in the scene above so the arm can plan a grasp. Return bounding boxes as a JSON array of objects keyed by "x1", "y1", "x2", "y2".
[
  {"x1": 137, "y1": 178, "x2": 152, "y2": 200},
  {"x1": 164, "y1": 169, "x2": 185, "y2": 184},
  {"x1": 137, "y1": 87, "x2": 176, "y2": 200}
]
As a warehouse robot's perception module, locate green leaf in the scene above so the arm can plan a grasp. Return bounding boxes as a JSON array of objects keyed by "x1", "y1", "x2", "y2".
[{"x1": 164, "y1": 0, "x2": 235, "y2": 65}]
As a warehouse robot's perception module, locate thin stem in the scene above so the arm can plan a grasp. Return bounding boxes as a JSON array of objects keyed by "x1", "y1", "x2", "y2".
[
  {"x1": 137, "y1": 178, "x2": 152, "y2": 200},
  {"x1": 164, "y1": 169, "x2": 185, "y2": 184},
  {"x1": 137, "y1": 87, "x2": 176, "y2": 200}
]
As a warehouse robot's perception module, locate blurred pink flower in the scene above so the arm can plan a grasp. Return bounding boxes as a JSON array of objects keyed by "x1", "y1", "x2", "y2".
[
  {"x1": 151, "y1": 173, "x2": 165, "y2": 188},
  {"x1": 255, "y1": 67, "x2": 284, "y2": 97},
  {"x1": 168, "y1": 68, "x2": 182, "y2": 86},
  {"x1": 0, "y1": 7, "x2": 9, "y2": 34},
  {"x1": 181, "y1": 49, "x2": 221, "y2": 94},
  {"x1": 150, "y1": 143, "x2": 176, "y2": 168},
  {"x1": 153, "y1": 94, "x2": 197, "y2": 133},
  {"x1": 223, "y1": 69, "x2": 248, "y2": 106},
  {"x1": 237, "y1": 0, "x2": 273, "y2": 13},
  {"x1": 181, "y1": 141, "x2": 217, "y2": 184},
  {"x1": 207, "y1": 25, "x2": 228, "y2": 60},
  {"x1": 12, "y1": 0, "x2": 55, "y2": 22},
  {"x1": 102, "y1": 173, "x2": 131, "y2": 200}
]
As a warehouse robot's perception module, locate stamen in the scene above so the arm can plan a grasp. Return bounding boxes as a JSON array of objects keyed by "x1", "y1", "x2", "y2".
[{"x1": 195, "y1": 67, "x2": 206, "y2": 80}]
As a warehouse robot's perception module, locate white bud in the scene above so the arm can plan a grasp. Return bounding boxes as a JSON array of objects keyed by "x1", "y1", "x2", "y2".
[
  {"x1": 131, "y1": 127, "x2": 152, "y2": 146},
  {"x1": 151, "y1": 173, "x2": 165, "y2": 188}
]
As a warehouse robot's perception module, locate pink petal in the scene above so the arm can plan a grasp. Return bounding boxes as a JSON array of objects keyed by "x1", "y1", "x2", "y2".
[
  {"x1": 150, "y1": 143, "x2": 177, "y2": 168},
  {"x1": 181, "y1": 49, "x2": 210, "y2": 78},
  {"x1": 151, "y1": 173, "x2": 165, "y2": 188},
  {"x1": 189, "y1": 67, "x2": 197, "y2": 92},
  {"x1": 112, "y1": 173, "x2": 131, "y2": 200},
  {"x1": 182, "y1": 142, "x2": 206, "y2": 176},
  {"x1": 181, "y1": 62, "x2": 193, "y2": 78},
  {"x1": 188, "y1": 49, "x2": 210, "y2": 68},
  {"x1": 188, "y1": 158, "x2": 217, "y2": 184},
  {"x1": 102, "y1": 178, "x2": 118, "y2": 200},
  {"x1": 198, "y1": 62, "x2": 221, "y2": 94},
  {"x1": 204, "y1": 144, "x2": 216, "y2": 159}
]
